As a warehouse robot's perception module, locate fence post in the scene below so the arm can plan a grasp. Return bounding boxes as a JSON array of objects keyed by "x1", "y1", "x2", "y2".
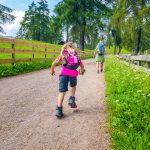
[
  {"x1": 147, "y1": 62, "x2": 150, "y2": 69},
  {"x1": 137, "y1": 60, "x2": 141, "y2": 66},
  {"x1": 11, "y1": 40, "x2": 15, "y2": 66},
  {"x1": 32, "y1": 46, "x2": 34, "y2": 59},
  {"x1": 45, "y1": 47, "x2": 47, "y2": 61},
  {"x1": 54, "y1": 49, "x2": 55, "y2": 58}
]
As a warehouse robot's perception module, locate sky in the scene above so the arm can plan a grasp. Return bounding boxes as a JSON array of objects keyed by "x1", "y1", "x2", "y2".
[{"x1": 1, "y1": 0, "x2": 62, "y2": 37}]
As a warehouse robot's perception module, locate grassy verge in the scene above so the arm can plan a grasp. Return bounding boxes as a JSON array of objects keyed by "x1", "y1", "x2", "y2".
[
  {"x1": 0, "y1": 60, "x2": 52, "y2": 77},
  {"x1": 104, "y1": 56, "x2": 150, "y2": 150}
]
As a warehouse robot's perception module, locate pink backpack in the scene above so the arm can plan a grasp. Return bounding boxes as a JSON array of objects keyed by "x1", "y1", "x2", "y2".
[{"x1": 62, "y1": 49, "x2": 81, "y2": 70}]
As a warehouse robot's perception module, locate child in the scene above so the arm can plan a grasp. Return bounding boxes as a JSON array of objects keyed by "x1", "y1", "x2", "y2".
[
  {"x1": 51, "y1": 42, "x2": 85, "y2": 118},
  {"x1": 94, "y1": 39, "x2": 105, "y2": 73}
]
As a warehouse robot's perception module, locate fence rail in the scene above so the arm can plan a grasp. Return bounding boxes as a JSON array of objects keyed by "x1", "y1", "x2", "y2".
[
  {"x1": 0, "y1": 37, "x2": 93, "y2": 65},
  {"x1": 116, "y1": 54, "x2": 150, "y2": 69}
]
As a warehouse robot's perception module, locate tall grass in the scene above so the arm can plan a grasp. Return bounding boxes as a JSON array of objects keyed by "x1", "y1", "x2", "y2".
[{"x1": 105, "y1": 56, "x2": 150, "y2": 150}]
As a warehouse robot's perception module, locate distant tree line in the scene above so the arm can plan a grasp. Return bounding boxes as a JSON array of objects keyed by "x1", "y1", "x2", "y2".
[
  {"x1": 17, "y1": 0, "x2": 62, "y2": 43},
  {"x1": 1, "y1": 0, "x2": 149, "y2": 54},
  {"x1": 17, "y1": 0, "x2": 111, "y2": 50}
]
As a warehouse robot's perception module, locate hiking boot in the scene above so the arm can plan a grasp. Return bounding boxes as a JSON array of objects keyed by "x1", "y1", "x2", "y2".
[
  {"x1": 97, "y1": 70, "x2": 100, "y2": 74},
  {"x1": 55, "y1": 106, "x2": 64, "y2": 118},
  {"x1": 68, "y1": 96, "x2": 77, "y2": 108},
  {"x1": 101, "y1": 69, "x2": 103, "y2": 72}
]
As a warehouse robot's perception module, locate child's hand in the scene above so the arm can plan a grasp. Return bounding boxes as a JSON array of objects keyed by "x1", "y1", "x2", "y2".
[
  {"x1": 79, "y1": 69, "x2": 85, "y2": 75},
  {"x1": 51, "y1": 69, "x2": 55, "y2": 76}
]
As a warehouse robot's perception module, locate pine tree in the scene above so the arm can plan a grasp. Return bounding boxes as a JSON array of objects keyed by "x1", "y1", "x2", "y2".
[
  {"x1": 17, "y1": 1, "x2": 37, "y2": 39},
  {"x1": 17, "y1": 0, "x2": 50, "y2": 42}
]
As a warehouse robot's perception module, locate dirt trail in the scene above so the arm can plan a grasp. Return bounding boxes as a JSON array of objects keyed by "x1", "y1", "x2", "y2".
[{"x1": 0, "y1": 59, "x2": 110, "y2": 150}]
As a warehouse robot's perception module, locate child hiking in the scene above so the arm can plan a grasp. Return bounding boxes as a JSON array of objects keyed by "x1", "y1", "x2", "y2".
[
  {"x1": 94, "y1": 38, "x2": 105, "y2": 73},
  {"x1": 51, "y1": 42, "x2": 85, "y2": 118}
]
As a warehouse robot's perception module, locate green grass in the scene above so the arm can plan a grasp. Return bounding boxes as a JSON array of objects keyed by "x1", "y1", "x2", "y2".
[
  {"x1": 106, "y1": 47, "x2": 131, "y2": 54},
  {"x1": 0, "y1": 60, "x2": 53, "y2": 77},
  {"x1": 104, "y1": 56, "x2": 150, "y2": 150}
]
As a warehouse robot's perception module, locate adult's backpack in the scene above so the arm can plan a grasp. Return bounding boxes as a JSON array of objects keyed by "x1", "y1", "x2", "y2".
[
  {"x1": 98, "y1": 42, "x2": 104, "y2": 55},
  {"x1": 62, "y1": 49, "x2": 81, "y2": 70}
]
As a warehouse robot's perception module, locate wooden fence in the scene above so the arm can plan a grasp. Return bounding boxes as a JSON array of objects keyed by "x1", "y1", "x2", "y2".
[
  {"x1": 0, "y1": 37, "x2": 93, "y2": 65},
  {"x1": 116, "y1": 54, "x2": 150, "y2": 69}
]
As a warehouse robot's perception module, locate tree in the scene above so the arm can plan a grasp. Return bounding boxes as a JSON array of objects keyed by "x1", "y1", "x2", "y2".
[
  {"x1": 17, "y1": 0, "x2": 50, "y2": 42},
  {"x1": 54, "y1": 0, "x2": 111, "y2": 50},
  {"x1": 35, "y1": 0, "x2": 50, "y2": 42},
  {"x1": 48, "y1": 16, "x2": 63, "y2": 43},
  {"x1": 0, "y1": 4, "x2": 15, "y2": 33},
  {"x1": 17, "y1": 1, "x2": 37, "y2": 39},
  {"x1": 109, "y1": 0, "x2": 150, "y2": 55}
]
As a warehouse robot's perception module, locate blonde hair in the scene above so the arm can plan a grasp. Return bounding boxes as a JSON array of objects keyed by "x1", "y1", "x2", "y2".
[{"x1": 61, "y1": 42, "x2": 76, "y2": 51}]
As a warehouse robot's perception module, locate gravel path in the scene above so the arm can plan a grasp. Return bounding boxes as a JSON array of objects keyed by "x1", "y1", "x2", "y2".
[{"x1": 0, "y1": 59, "x2": 110, "y2": 150}]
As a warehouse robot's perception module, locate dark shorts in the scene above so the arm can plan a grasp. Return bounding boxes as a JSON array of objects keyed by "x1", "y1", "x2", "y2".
[{"x1": 59, "y1": 75, "x2": 77, "y2": 92}]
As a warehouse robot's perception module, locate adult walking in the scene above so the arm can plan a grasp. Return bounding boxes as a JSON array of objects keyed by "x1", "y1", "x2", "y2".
[{"x1": 94, "y1": 38, "x2": 105, "y2": 73}]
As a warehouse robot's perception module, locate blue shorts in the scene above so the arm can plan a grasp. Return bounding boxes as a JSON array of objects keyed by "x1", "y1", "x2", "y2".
[{"x1": 59, "y1": 75, "x2": 77, "y2": 92}]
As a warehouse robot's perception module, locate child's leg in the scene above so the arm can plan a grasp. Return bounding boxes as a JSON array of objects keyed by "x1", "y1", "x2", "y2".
[
  {"x1": 57, "y1": 92, "x2": 66, "y2": 107},
  {"x1": 58, "y1": 75, "x2": 69, "y2": 106},
  {"x1": 68, "y1": 77, "x2": 77, "y2": 108},
  {"x1": 97, "y1": 62, "x2": 100, "y2": 70},
  {"x1": 97, "y1": 62, "x2": 100, "y2": 73},
  {"x1": 101, "y1": 62, "x2": 103, "y2": 71},
  {"x1": 70, "y1": 86, "x2": 76, "y2": 97},
  {"x1": 56, "y1": 76, "x2": 68, "y2": 117}
]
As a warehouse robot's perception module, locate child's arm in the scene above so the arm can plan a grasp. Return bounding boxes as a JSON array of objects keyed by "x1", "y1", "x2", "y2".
[
  {"x1": 104, "y1": 46, "x2": 106, "y2": 55},
  {"x1": 79, "y1": 62, "x2": 85, "y2": 75},
  {"x1": 94, "y1": 46, "x2": 98, "y2": 58},
  {"x1": 50, "y1": 55, "x2": 61, "y2": 75}
]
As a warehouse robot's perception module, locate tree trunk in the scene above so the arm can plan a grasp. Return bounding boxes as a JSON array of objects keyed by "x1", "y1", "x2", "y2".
[
  {"x1": 118, "y1": 45, "x2": 121, "y2": 54},
  {"x1": 114, "y1": 44, "x2": 117, "y2": 55},
  {"x1": 66, "y1": 23, "x2": 69, "y2": 42},
  {"x1": 134, "y1": 27, "x2": 142, "y2": 55},
  {"x1": 79, "y1": 26, "x2": 85, "y2": 51}
]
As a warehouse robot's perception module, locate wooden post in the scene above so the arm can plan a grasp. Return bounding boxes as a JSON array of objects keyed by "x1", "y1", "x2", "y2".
[
  {"x1": 147, "y1": 62, "x2": 150, "y2": 69},
  {"x1": 32, "y1": 47, "x2": 34, "y2": 59},
  {"x1": 45, "y1": 47, "x2": 47, "y2": 61},
  {"x1": 11, "y1": 40, "x2": 15, "y2": 66},
  {"x1": 54, "y1": 49, "x2": 55, "y2": 58},
  {"x1": 137, "y1": 60, "x2": 141, "y2": 66}
]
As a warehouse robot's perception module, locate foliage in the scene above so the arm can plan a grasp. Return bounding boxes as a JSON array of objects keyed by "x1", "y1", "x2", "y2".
[
  {"x1": 17, "y1": 0, "x2": 50, "y2": 42},
  {"x1": 107, "y1": 0, "x2": 150, "y2": 55},
  {"x1": 105, "y1": 56, "x2": 150, "y2": 150},
  {"x1": 54, "y1": 0, "x2": 111, "y2": 50},
  {"x1": 0, "y1": 60, "x2": 52, "y2": 77}
]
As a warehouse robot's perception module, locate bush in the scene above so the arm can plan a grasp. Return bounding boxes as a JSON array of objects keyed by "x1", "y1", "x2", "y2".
[{"x1": 0, "y1": 60, "x2": 52, "y2": 77}]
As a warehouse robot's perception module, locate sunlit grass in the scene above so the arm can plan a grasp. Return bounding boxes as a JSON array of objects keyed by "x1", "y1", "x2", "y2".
[
  {"x1": 105, "y1": 56, "x2": 150, "y2": 150},
  {"x1": 106, "y1": 46, "x2": 131, "y2": 54}
]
